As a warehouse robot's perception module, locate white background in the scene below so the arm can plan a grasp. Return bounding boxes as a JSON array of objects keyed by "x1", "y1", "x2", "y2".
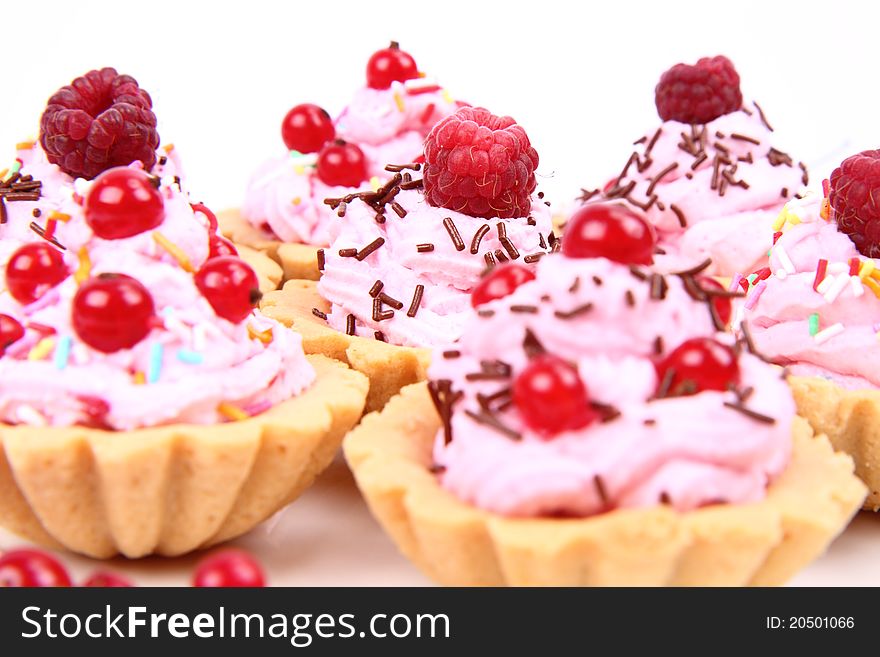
[
  {"x1": 2, "y1": 0, "x2": 877, "y2": 211},
  {"x1": 2, "y1": 0, "x2": 880, "y2": 586}
]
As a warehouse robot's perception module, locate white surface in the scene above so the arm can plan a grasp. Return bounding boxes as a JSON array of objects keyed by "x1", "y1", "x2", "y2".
[
  {"x1": 1, "y1": 456, "x2": 878, "y2": 587},
  {"x1": 1, "y1": 0, "x2": 880, "y2": 586}
]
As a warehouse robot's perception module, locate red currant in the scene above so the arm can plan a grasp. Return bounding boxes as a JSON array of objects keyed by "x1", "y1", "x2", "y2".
[
  {"x1": 82, "y1": 571, "x2": 133, "y2": 587},
  {"x1": 316, "y1": 140, "x2": 368, "y2": 188},
  {"x1": 0, "y1": 548, "x2": 72, "y2": 587},
  {"x1": 562, "y1": 204, "x2": 655, "y2": 265},
  {"x1": 192, "y1": 549, "x2": 265, "y2": 587},
  {"x1": 281, "y1": 103, "x2": 335, "y2": 153},
  {"x1": 366, "y1": 41, "x2": 419, "y2": 90},
  {"x1": 0, "y1": 314, "x2": 25, "y2": 353},
  {"x1": 5, "y1": 242, "x2": 69, "y2": 305},
  {"x1": 513, "y1": 354, "x2": 598, "y2": 437},
  {"x1": 84, "y1": 167, "x2": 165, "y2": 240},
  {"x1": 655, "y1": 337, "x2": 740, "y2": 397},
  {"x1": 72, "y1": 274, "x2": 155, "y2": 353},
  {"x1": 194, "y1": 256, "x2": 260, "y2": 323},
  {"x1": 471, "y1": 263, "x2": 535, "y2": 308},
  {"x1": 698, "y1": 276, "x2": 732, "y2": 326},
  {"x1": 208, "y1": 233, "x2": 239, "y2": 259}
]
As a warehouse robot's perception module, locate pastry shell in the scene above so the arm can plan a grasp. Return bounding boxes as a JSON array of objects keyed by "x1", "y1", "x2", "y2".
[
  {"x1": 260, "y1": 279, "x2": 430, "y2": 413},
  {"x1": 219, "y1": 209, "x2": 321, "y2": 284},
  {"x1": 344, "y1": 381, "x2": 866, "y2": 586},
  {"x1": 0, "y1": 355, "x2": 368, "y2": 559}
]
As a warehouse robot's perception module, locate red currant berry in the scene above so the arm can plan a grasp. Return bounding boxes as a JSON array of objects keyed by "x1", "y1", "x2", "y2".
[
  {"x1": 513, "y1": 354, "x2": 598, "y2": 437},
  {"x1": 562, "y1": 204, "x2": 655, "y2": 265},
  {"x1": 82, "y1": 571, "x2": 133, "y2": 587},
  {"x1": 208, "y1": 233, "x2": 239, "y2": 259},
  {"x1": 0, "y1": 548, "x2": 72, "y2": 587},
  {"x1": 194, "y1": 256, "x2": 260, "y2": 324},
  {"x1": 84, "y1": 167, "x2": 165, "y2": 240},
  {"x1": 698, "y1": 276, "x2": 732, "y2": 326},
  {"x1": 366, "y1": 41, "x2": 419, "y2": 90},
  {"x1": 192, "y1": 549, "x2": 265, "y2": 587},
  {"x1": 72, "y1": 274, "x2": 155, "y2": 353},
  {"x1": 281, "y1": 103, "x2": 335, "y2": 153},
  {"x1": 0, "y1": 314, "x2": 25, "y2": 353},
  {"x1": 471, "y1": 263, "x2": 536, "y2": 308},
  {"x1": 655, "y1": 337, "x2": 740, "y2": 397},
  {"x1": 316, "y1": 140, "x2": 368, "y2": 188},
  {"x1": 5, "y1": 242, "x2": 69, "y2": 305}
]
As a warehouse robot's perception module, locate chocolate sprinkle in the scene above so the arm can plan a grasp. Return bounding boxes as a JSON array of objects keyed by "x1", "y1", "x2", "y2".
[
  {"x1": 29, "y1": 222, "x2": 65, "y2": 250},
  {"x1": 494, "y1": 249, "x2": 509, "y2": 263},
  {"x1": 400, "y1": 178, "x2": 424, "y2": 191},
  {"x1": 345, "y1": 314, "x2": 356, "y2": 335},
  {"x1": 522, "y1": 328, "x2": 546, "y2": 358},
  {"x1": 442, "y1": 350, "x2": 461, "y2": 359},
  {"x1": 369, "y1": 280, "x2": 384, "y2": 297},
  {"x1": 317, "y1": 248, "x2": 325, "y2": 271},
  {"x1": 0, "y1": 198, "x2": 6, "y2": 225},
  {"x1": 312, "y1": 308, "x2": 328, "y2": 320},
  {"x1": 470, "y1": 224, "x2": 490, "y2": 254},
  {"x1": 523, "y1": 253, "x2": 544, "y2": 263},
  {"x1": 723, "y1": 401, "x2": 776, "y2": 424},
  {"x1": 428, "y1": 379, "x2": 462, "y2": 444},
  {"x1": 593, "y1": 475, "x2": 609, "y2": 505},
  {"x1": 649, "y1": 273, "x2": 668, "y2": 300},
  {"x1": 338, "y1": 247, "x2": 358, "y2": 258},
  {"x1": 356, "y1": 237, "x2": 385, "y2": 261},
  {"x1": 407, "y1": 284, "x2": 424, "y2": 317},
  {"x1": 429, "y1": 463, "x2": 446, "y2": 474},
  {"x1": 591, "y1": 401, "x2": 622, "y2": 423},
  {"x1": 670, "y1": 203, "x2": 687, "y2": 227},
  {"x1": 417, "y1": 243, "x2": 435, "y2": 253},
  {"x1": 466, "y1": 360, "x2": 512, "y2": 381},
  {"x1": 510, "y1": 304, "x2": 539, "y2": 314},
  {"x1": 374, "y1": 331, "x2": 387, "y2": 342},
  {"x1": 484, "y1": 252, "x2": 496, "y2": 269},
  {"x1": 464, "y1": 409, "x2": 521, "y2": 441},
  {"x1": 442, "y1": 216, "x2": 465, "y2": 251},
  {"x1": 653, "y1": 335, "x2": 664, "y2": 355},
  {"x1": 378, "y1": 292, "x2": 403, "y2": 310},
  {"x1": 569, "y1": 277, "x2": 581, "y2": 293},
  {"x1": 753, "y1": 101, "x2": 773, "y2": 131},
  {"x1": 644, "y1": 418, "x2": 657, "y2": 426},
  {"x1": 625, "y1": 290, "x2": 636, "y2": 307},
  {"x1": 554, "y1": 302, "x2": 594, "y2": 319},
  {"x1": 390, "y1": 201, "x2": 407, "y2": 218},
  {"x1": 32, "y1": 208, "x2": 41, "y2": 218}
]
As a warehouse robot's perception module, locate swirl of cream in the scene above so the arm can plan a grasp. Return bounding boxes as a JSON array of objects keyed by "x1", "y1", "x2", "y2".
[
  {"x1": 0, "y1": 150, "x2": 314, "y2": 430},
  {"x1": 582, "y1": 105, "x2": 808, "y2": 276},
  {"x1": 428, "y1": 255, "x2": 794, "y2": 517},
  {"x1": 743, "y1": 194, "x2": 880, "y2": 389},
  {"x1": 316, "y1": 183, "x2": 554, "y2": 347}
]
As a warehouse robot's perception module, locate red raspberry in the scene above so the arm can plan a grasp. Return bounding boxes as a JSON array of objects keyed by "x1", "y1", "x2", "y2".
[
  {"x1": 39, "y1": 68, "x2": 160, "y2": 180},
  {"x1": 829, "y1": 150, "x2": 880, "y2": 257},
  {"x1": 423, "y1": 107, "x2": 538, "y2": 219},
  {"x1": 654, "y1": 56, "x2": 742, "y2": 124}
]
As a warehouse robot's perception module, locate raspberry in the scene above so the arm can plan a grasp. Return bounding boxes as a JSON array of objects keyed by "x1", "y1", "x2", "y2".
[
  {"x1": 829, "y1": 150, "x2": 880, "y2": 257},
  {"x1": 39, "y1": 68, "x2": 160, "y2": 180},
  {"x1": 423, "y1": 107, "x2": 538, "y2": 218},
  {"x1": 654, "y1": 56, "x2": 742, "y2": 124}
]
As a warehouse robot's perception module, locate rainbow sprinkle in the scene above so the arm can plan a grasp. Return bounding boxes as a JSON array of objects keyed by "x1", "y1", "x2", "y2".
[
  {"x1": 808, "y1": 314, "x2": 820, "y2": 337},
  {"x1": 774, "y1": 244, "x2": 795, "y2": 274},
  {"x1": 53, "y1": 335, "x2": 72, "y2": 370},
  {"x1": 814, "y1": 323, "x2": 844, "y2": 345},
  {"x1": 744, "y1": 280, "x2": 767, "y2": 310},
  {"x1": 176, "y1": 349, "x2": 203, "y2": 365},
  {"x1": 247, "y1": 324, "x2": 274, "y2": 344},
  {"x1": 217, "y1": 402, "x2": 249, "y2": 422},
  {"x1": 292, "y1": 196, "x2": 302, "y2": 206},
  {"x1": 74, "y1": 246, "x2": 91, "y2": 284},
  {"x1": 393, "y1": 91, "x2": 405, "y2": 112},
  {"x1": 28, "y1": 337, "x2": 55, "y2": 361},
  {"x1": 15, "y1": 141, "x2": 35, "y2": 151},
  {"x1": 133, "y1": 371, "x2": 146, "y2": 385},
  {"x1": 859, "y1": 259, "x2": 875, "y2": 279},
  {"x1": 152, "y1": 231, "x2": 194, "y2": 272},
  {"x1": 147, "y1": 343, "x2": 164, "y2": 383},
  {"x1": 823, "y1": 273, "x2": 850, "y2": 303}
]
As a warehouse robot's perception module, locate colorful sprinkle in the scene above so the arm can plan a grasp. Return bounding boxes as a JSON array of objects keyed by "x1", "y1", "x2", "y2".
[
  {"x1": 217, "y1": 402, "x2": 249, "y2": 422},
  {"x1": 808, "y1": 313, "x2": 820, "y2": 336},
  {"x1": 744, "y1": 280, "x2": 767, "y2": 310},
  {"x1": 53, "y1": 335, "x2": 72, "y2": 370},
  {"x1": 247, "y1": 324, "x2": 274, "y2": 344},
  {"x1": 163, "y1": 143, "x2": 175, "y2": 153},
  {"x1": 147, "y1": 342, "x2": 164, "y2": 383},
  {"x1": 48, "y1": 210, "x2": 71, "y2": 223},
  {"x1": 851, "y1": 275, "x2": 865, "y2": 298},
  {"x1": 369, "y1": 176, "x2": 381, "y2": 192},
  {"x1": 74, "y1": 246, "x2": 91, "y2": 284},
  {"x1": 292, "y1": 196, "x2": 302, "y2": 206},
  {"x1": 823, "y1": 273, "x2": 850, "y2": 303},
  {"x1": 15, "y1": 141, "x2": 34, "y2": 151},
  {"x1": 729, "y1": 273, "x2": 743, "y2": 292},
  {"x1": 814, "y1": 323, "x2": 844, "y2": 345},
  {"x1": 859, "y1": 259, "x2": 875, "y2": 280},
  {"x1": 133, "y1": 371, "x2": 146, "y2": 385},
  {"x1": 774, "y1": 244, "x2": 795, "y2": 274},
  {"x1": 28, "y1": 337, "x2": 55, "y2": 361},
  {"x1": 865, "y1": 277, "x2": 880, "y2": 300},
  {"x1": 176, "y1": 349, "x2": 203, "y2": 365},
  {"x1": 393, "y1": 91, "x2": 405, "y2": 112},
  {"x1": 820, "y1": 199, "x2": 830, "y2": 220},
  {"x1": 152, "y1": 231, "x2": 194, "y2": 272},
  {"x1": 813, "y1": 259, "x2": 828, "y2": 291},
  {"x1": 293, "y1": 165, "x2": 306, "y2": 175}
]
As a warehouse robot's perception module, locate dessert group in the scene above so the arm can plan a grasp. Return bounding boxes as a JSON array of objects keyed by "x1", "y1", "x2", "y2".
[{"x1": 0, "y1": 46, "x2": 874, "y2": 586}]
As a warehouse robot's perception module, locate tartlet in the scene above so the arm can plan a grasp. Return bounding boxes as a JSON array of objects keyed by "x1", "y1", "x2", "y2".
[
  {"x1": 0, "y1": 69, "x2": 368, "y2": 557},
  {"x1": 345, "y1": 204, "x2": 864, "y2": 586}
]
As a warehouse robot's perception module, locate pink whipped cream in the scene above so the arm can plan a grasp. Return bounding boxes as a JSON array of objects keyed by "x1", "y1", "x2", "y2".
[
  {"x1": 742, "y1": 193, "x2": 880, "y2": 389},
  {"x1": 581, "y1": 104, "x2": 808, "y2": 276},
  {"x1": 0, "y1": 145, "x2": 314, "y2": 430},
  {"x1": 242, "y1": 77, "x2": 458, "y2": 245},
  {"x1": 316, "y1": 180, "x2": 554, "y2": 347},
  {"x1": 429, "y1": 254, "x2": 794, "y2": 517}
]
